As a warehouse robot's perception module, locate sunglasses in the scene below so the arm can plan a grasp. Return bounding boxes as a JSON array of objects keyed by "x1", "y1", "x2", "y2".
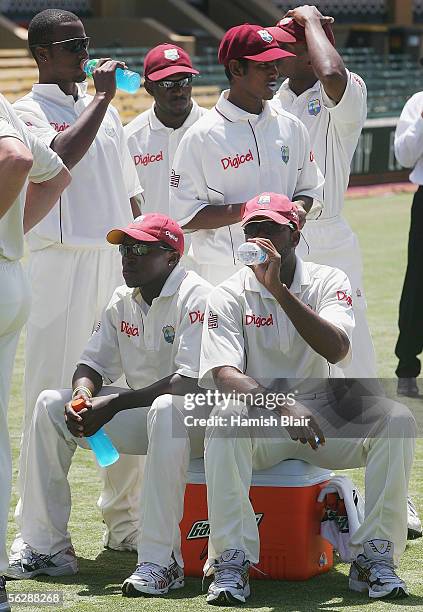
[
  {"x1": 119, "y1": 244, "x2": 174, "y2": 257},
  {"x1": 243, "y1": 221, "x2": 293, "y2": 237},
  {"x1": 31, "y1": 37, "x2": 90, "y2": 53},
  {"x1": 156, "y1": 75, "x2": 194, "y2": 89}
]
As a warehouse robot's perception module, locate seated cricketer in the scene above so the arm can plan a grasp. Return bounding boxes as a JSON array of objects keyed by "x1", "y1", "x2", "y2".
[
  {"x1": 5, "y1": 214, "x2": 211, "y2": 596},
  {"x1": 198, "y1": 192, "x2": 416, "y2": 605}
]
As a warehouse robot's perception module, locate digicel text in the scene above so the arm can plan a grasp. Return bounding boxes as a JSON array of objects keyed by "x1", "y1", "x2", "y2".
[
  {"x1": 134, "y1": 151, "x2": 164, "y2": 166},
  {"x1": 220, "y1": 149, "x2": 253, "y2": 170}
]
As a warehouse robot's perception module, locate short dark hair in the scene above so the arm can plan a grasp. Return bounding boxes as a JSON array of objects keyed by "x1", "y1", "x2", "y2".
[
  {"x1": 224, "y1": 58, "x2": 249, "y2": 83},
  {"x1": 28, "y1": 8, "x2": 80, "y2": 57}
]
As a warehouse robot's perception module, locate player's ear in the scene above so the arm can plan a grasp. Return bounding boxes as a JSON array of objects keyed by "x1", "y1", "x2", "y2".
[
  {"x1": 228, "y1": 59, "x2": 245, "y2": 80},
  {"x1": 144, "y1": 79, "x2": 154, "y2": 96},
  {"x1": 291, "y1": 229, "x2": 301, "y2": 247},
  {"x1": 167, "y1": 250, "x2": 180, "y2": 268}
]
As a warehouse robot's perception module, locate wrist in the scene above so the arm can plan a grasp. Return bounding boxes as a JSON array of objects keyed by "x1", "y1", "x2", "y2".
[
  {"x1": 272, "y1": 281, "x2": 289, "y2": 303},
  {"x1": 94, "y1": 91, "x2": 112, "y2": 104}
]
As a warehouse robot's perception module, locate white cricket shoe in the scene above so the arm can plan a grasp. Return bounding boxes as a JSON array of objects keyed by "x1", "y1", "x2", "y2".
[
  {"x1": 5, "y1": 545, "x2": 78, "y2": 580},
  {"x1": 122, "y1": 558, "x2": 184, "y2": 596},
  {"x1": 104, "y1": 531, "x2": 138, "y2": 552},
  {"x1": 349, "y1": 540, "x2": 408, "y2": 599},
  {"x1": 407, "y1": 497, "x2": 422, "y2": 540},
  {"x1": 206, "y1": 549, "x2": 250, "y2": 605}
]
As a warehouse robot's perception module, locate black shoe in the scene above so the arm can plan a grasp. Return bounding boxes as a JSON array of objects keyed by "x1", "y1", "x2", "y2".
[
  {"x1": 397, "y1": 378, "x2": 419, "y2": 398},
  {"x1": 0, "y1": 576, "x2": 11, "y2": 612}
]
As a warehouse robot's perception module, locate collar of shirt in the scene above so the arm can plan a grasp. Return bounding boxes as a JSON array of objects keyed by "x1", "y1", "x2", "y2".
[
  {"x1": 277, "y1": 78, "x2": 320, "y2": 103},
  {"x1": 215, "y1": 89, "x2": 271, "y2": 123},
  {"x1": 31, "y1": 81, "x2": 88, "y2": 107},
  {"x1": 131, "y1": 264, "x2": 188, "y2": 305},
  {"x1": 244, "y1": 255, "x2": 311, "y2": 298},
  {"x1": 149, "y1": 100, "x2": 202, "y2": 133}
]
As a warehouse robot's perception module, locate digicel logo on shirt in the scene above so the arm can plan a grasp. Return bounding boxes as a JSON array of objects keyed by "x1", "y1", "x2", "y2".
[
  {"x1": 221, "y1": 149, "x2": 253, "y2": 170},
  {"x1": 245, "y1": 313, "x2": 274, "y2": 328},
  {"x1": 50, "y1": 121, "x2": 70, "y2": 132},
  {"x1": 121, "y1": 320, "x2": 140, "y2": 337},
  {"x1": 134, "y1": 151, "x2": 164, "y2": 166},
  {"x1": 189, "y1": 310, "x2": 204, "y2": 324}
]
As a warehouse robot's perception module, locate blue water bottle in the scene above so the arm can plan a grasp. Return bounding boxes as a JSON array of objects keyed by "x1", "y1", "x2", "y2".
[
  {"x1": 72, "y1": 398, "x2": 120, "y2": 467},
  {"x1": 82, "y1": 58, "x2": 141, "y2": 94}
]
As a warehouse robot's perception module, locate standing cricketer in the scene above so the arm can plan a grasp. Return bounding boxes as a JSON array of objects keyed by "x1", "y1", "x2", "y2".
[
  {"x1": 169, "y1": 24, "x2": 324, "y2": 285},
  {"x1": 12, "y1": 8, "x2": 142, "y2": 555},
  {"x1": 0, "y1": 93, "x2": 70, "y2": 612},
  {"x1": 268, "y1": 6, "x2": 377, "y2": 378},
  {"x1": 199, "y1": 192, "x2": 415, "y2": 605}
]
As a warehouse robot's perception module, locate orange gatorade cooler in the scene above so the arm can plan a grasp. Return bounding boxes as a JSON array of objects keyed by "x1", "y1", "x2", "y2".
[{"x1": 180, "y1": 459, "x2": 334, "y2": 580}]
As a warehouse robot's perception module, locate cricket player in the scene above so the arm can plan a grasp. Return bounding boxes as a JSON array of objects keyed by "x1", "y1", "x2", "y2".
[
  {"x1": 169, "y1": 23, "x2": 324, "y2": 285},
  {"x1": 199, "y1": 192, "x2": 415, "y2": 604},
  {"x1": 6, "y1": 215, "x2": 211, "y2": 594},
  {"x1": 268, "y1": 6, "x2": 377, "y2": 378},
  {"x1": 0, "y1": 93, "x2": 70, "y2": 612},
  {"x1": 12, "y1": 8, "x2": 143, "y2": 554},
  {"x1": 125, "y1": 43, "x2": 206, "y2": 217}
]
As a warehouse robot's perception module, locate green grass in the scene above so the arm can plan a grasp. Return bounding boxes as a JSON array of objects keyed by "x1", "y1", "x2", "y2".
[{"x1": 6, "y1": 192, "x2": 423, "y2": 610}]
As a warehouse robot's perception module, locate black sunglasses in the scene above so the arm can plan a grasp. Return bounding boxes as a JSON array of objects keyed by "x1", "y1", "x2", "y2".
[
  {"x1": 155, "y1": 76, "x2": 194, "y2": 89},
  {"x1": 119, "y1": 244, "x2": 174, "y2": 257},
  {"x1": 30, "y1": 37, "x2": 90, "y2": 54},
  {"x1": 243, "y1": 221, "x2": 293, "y2": 237}
]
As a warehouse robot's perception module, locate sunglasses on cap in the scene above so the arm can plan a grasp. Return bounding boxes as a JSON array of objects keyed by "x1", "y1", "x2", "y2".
[
  {"x1": 243, "y1": 220, "x2": 294, "y2": 237},
  {"x1": 119, "y1": 244, "x2": 175, "y2": 257},
  {"x1": 155, "y1": 75, "x2": 194, "y2": 89},
  {"x1": 30, "y1": 37, "x2": 90, "y2": 53}
]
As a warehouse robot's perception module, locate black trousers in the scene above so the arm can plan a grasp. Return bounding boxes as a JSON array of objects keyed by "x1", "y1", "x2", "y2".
[{"x1": 395, "y1": 186, "x2": 423, "y2": 378}]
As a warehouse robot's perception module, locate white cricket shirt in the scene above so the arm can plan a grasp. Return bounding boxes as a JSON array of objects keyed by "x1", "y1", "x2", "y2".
[
  {"x1": 13, "y1": 82, "x2": 141, "y2": 250},
  {"x1": 0, "y1": 94, "x2": 64, "y2": 261},
  {"x1": 124, "y1": 100, "x2": 207, "y2": 216},
  {"x1": 199, "y1": 257, "x2": 354, "y2": 389},
  {"x1": 169, "y1": 90, "x2": 324, "y2": 266},
  {"x1": 394, "y1": 91, "x2": 423, "y2": 185},
  {"x1": 273, "y1": 70, "x2": 367, "y2": 218},
  {"x1": 78, "y1": 266, "x2": 211, "y2": 390}
]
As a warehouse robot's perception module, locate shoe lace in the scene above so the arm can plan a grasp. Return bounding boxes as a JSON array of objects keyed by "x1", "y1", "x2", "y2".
[
  {"x1": 359, "y1": 557, "x2": 400, "y2": 583},
  {"x1": 19, "y1": 549, "x2": 52, "y2": 570},
  {"x1": 136, "y1": 562, "x2": 167, "y2": 582}
]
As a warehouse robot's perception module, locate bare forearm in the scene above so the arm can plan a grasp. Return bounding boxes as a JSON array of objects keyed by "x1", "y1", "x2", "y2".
[
  {"x1": 293, "y1": 196, "x2": 313, "y2": 214},
  {"x1": 130, "y1": 194, "x2": 142, "y2": 218},
  {"x1": 23, "y1": 167, "x2": 71, "y2": 232},
  {"x1": 51, "y1": 93, "x2": 111, "y2": 169},
  {"x1": 0, "y1": 138, "x2": 33, "y2": 219},
  {"x1": 304, "y1": 19, "x2": 347, "y2": 102},
  {"x1": 273, "y1": 284, "x2": 350, "y2": 363},
  {"x1": 72, "y1": 364, "x2": 104, "y2": 397},
  {"x1": 213, "y1": 366, "x2": 266, "y2": 400},
  {"x1": 182, "y1": 203, "x2": 244, "y2": 230}
]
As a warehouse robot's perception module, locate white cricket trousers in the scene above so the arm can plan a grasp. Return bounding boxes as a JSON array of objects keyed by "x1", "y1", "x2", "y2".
[
  {"x1": 205, "y1": 396, "x2": 416, "y2": 566},
  {"x1": 15, "y1": 246, "x2": 142, "y2": 550},
  {"x1": 0, "y1": 259, "x2": 30, "y2": 573},
  {"x1": 21, "y1": 391, "x2": 204, "y2": 568},
  {"x1": 298, "y1": 215, "x2": 377, "y2": 378}
]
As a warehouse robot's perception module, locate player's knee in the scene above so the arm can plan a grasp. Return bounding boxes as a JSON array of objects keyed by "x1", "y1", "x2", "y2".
[
  {"x1": 35, "y1": 389, "x2": 69, "y2": 427},
  {"x1": 384, "y1": 400, "x2": 417, "y2": 438},
  {"x1": 148, "y1": 393, "x2": 175, "y2": 427}
]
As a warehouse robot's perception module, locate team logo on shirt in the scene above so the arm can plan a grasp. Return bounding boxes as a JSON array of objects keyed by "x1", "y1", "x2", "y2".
[
  {"x1": 257, "y1": 30, "x2": 273, "y2": 44},
  {"x1": 308, "y1": 99, "x2": 321, "y2": 116},
  {"x1": 336, "y1": 290, "x2": 353, "y2": 306},
  {"x1": 281, "y1": 145, "x2": 289, "y2": 164},
  {"x1": 134, "y1": 151, "x2": 164, "y2": 166},
  {"x1": 162, "y1": 325, "x2": 176, "y2": 344},
  {"x1": 245, "y1": 313, "x2": 274, "y2": 328},
  {"x1": 170, "y1": 169, "x2": 181, "y2": 188},
  {"x1": 208, "y1": 311, "x2": 219, "y2": 329},
  {"x1": 121, "y1": 321, "x2": 140, "y2": 337},
  {"x1": 104, "y1": 123, "x2": 116, "y2": 137},
  {"x1": 220, "y1": 149, "x2": 254, "y2": 170},
  {"x1": 164, "y1": 48, "x2": 180, "y2": 61}
]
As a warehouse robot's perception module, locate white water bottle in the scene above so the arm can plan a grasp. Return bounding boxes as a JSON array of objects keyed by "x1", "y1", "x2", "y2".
[{"x1": 237, "y1": 242, "x2": 268, "y2": 265}]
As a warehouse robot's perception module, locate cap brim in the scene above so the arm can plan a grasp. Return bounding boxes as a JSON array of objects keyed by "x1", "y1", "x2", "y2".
[
  {"x1": 107, "y1": 228, "x2": 160, "y2": 244},
  {"x1": 241, "y1": 211, "x2": 293, "y2": 226},
  {"x1": 244, "y1": 47, "x2": 295, "y2": 62},
  {"x1": 146, "y1": 65, "x2": 199, "y2": 81},
  {"x1": 266, "y1": 27, "x2": 297, "y2": 43}
]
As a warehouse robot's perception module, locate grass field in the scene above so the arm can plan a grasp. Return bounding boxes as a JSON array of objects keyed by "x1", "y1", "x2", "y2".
[{"x1": 6, "y1": 192, "x2": 423, "y2": 611}]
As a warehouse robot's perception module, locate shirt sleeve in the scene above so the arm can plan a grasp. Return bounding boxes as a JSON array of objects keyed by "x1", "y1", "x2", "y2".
[
  {"x1": 394, "y1": 94, "x2": 423, "y2": 169},
  {"x1": 317, "y1": 268, "x2": 355, "y2": 369},
  {"x1": 320, "y1": 70, "x2": 367, "y2": 136},
  {"x1": 0, "y1": 117, "x2": 24, "y2": 142},
  {"x1": 199, "y1": 286, "x2": 245, "y2": 389},
  {"x1": 174, "y1": 282, "x2": 211, "y2": 378},
  {"x1": 169, "y1": 127, "x2": 213, "y2": 227},
  {"x1": 113, "y1": 110, "x2": 142, "y2": 199},
  {"x1": 13, "y1": 100, "x2": 58, "y2": 147},
  {"x1": 77, "y1": 295, "x2": 124, "y2": 384},
  {"x1": 293, "y1": 118, "x2": 325, "y2": 203}
]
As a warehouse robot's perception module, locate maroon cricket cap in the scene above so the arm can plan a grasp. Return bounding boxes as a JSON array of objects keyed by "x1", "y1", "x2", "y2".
[
  {"x1": 218, "y1": 24, "x2": 295, "y2": 66},
  {"x1": 267, "y1": 17, "x2": 335, "y2": 46},
  {"x1": 107, "y1": 213, "x2": 184, "y2": 256},
  {"x1": 144, "y1": 43, "x2": 199, "y2": 81},
  {"x1": 241, "y1": 193, "x2": 300, "y2": 229}
]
